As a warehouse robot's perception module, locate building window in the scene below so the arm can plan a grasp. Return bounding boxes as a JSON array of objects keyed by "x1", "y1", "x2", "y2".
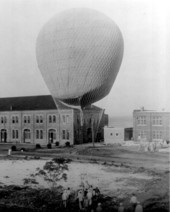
[
  {"x1": 66, "y1": 115, "x2": 69, "y2": 123},
  {"x1": 62, "y1": 130, "x2": 69, "y2": 140},
  {"x1": 40, "y1": 130, "x2": 43, "y2": 139},
  {"x1": 138, "y1": 131, "x2": 146, "y2": 140},
  {"x1": 24, "y1": 116, "x2": 26, "y2": 123},
  {"x1": 0, "y1": 116, "x2": 7, "y2": 124},
  {"x1": 61, "y1": 114, "x2": 70, "y2": 123},
  {"x1": 152, "y1": 116, "x2": 162, "y2": 126},
  {"x1": 137, "y1": 116, "x2": 146, "y2": 125},
  {"x1": 36, "y1": 115, "x2": 43, "y2": 124},
  {"x1": 36, "y1": 130, "x2": 39, "y2": 139},
  {"x1": 36, "y1": 116, "x2": 39, "y2": 123},
  {"x1": 49, "y1": 115, "x2": 52, "y2": 123},
  {"x1": 66, "y1": 130, "x2": 69, "y2": 139},
  {"x1": 12, "y1": 130, "x2": 19, "y2": 139},
  {"x1": 28, "y1": 116, "x2": 30, "y2": 123},
  {"x1": 48, "y1": 115, "x2": 57, "y2": 123},
  {"x1": 138, "y1": 131, "x2": 146, "y2": 139},
  {"x1": 153, "y1": 131, "x2": 162, "y2": 139},
  {"x1": 15, "y1": 116, "x2": 19, "y2": 123},
  {"x1": 62, "y1": 130, "x2": 66, "y2": 139},
  {"x1": 12, "y1": 116, "x2": 19, "y2": 124},
  {"x1": 53, "y1": 115, "x2": 56, "y2": 123},
  {"x1": 36, "y1": 130, "x2": 43, "y2": 139},
  {"x1": 62, "y1": 115, "x2": 66, "y2": 123},
  {"x1": 23, "y1": 115, "x2": 31, "y2": 124},
  {"x1": 40, "y1": 115, "x2": 43, "y2": 123}
]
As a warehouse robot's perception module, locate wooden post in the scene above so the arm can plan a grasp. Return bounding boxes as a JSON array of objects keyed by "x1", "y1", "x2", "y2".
[{"x1": 91, "y1": 115, "x2": 94, "y2": 147}]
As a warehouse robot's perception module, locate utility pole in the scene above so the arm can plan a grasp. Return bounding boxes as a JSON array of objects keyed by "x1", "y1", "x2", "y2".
[
  {"x1": 91, "y1": 115, "x2": 94, "y2": 147},
  {"x1": 150, "y1": 112, "x2": 152, "y2": 142}
]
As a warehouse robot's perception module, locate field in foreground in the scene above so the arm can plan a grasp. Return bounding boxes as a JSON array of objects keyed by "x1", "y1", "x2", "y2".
[{"x1": 0, "y1": 143, "x2": 169, "y2": 211}]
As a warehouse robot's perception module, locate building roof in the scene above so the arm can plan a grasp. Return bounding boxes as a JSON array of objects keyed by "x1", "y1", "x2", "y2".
[
  {"x1": 134, "y1": 109, "x2": 170, "y2": 114},
  {"x1": 0, "y1": 95, "x2": 65, "y2": 111},
  {"x1": 0, "y1": 95, "x2": 103, "y2": 112}
]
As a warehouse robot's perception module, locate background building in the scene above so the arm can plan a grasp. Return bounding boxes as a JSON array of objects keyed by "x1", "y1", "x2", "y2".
[
  {"x1": 104, "y1": 126, "x2": 133, "y2": 144},
  {"x1": 0, "y1": 95, "x2": 108, "y2": 146},
  {"x1": 133, "y1": 108, "x2": 170, "y2": 142}
]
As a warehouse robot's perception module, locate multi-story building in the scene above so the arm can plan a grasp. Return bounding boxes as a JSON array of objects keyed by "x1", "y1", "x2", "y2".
[
  {"x1": 133, "y1": 108, "x2": 170, "y2": 142},
  {"x1": 0, "y1": 95, "x2": 108, "y2": 146}
]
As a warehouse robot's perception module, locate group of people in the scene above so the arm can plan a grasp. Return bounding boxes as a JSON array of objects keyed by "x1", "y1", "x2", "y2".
[
  {"x1": 77, "y1": 184, "x2": 101, "y2": 211},
  {"x1": 62, "y1": 185, "x2": 143, "y2": 212},
  {"x1": 138, "y1": 136, "x2": 169, "y2": 153},
  {"x1": 62, "y1": 183, "x2": 101, "y2": 211},
  {"x1": 138, "y1": 140, "x2": 157, "y2": 152},
  {"x1": 118, "y1": 193, "x2": 143, "y2": 212}
]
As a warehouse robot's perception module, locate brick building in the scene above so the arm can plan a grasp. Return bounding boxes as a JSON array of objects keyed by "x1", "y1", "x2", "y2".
[
  {"x1": 133, "y1": 108, "x2": 170, "y2": 142},
  {"x1": 0, "y1": 95, "x2": 108, "y2": 146}
]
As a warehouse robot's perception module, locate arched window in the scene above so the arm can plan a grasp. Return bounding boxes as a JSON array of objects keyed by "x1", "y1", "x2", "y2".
[
  {"x1": 12, "y1": 130, "x2": 15, "y2": 138},
  {"x1": 66, "y1": 130, "x2": 69, "y2": 139},
  {"x1": 36, "y1": 116, "x2": 39, "y2": 123},
  {"x1": 16, "y1": 130, "x2": 19, "y2": 138},
  {"x1": 40, "y1": 115, "x2": 43, "y2": 123},
  {"x1": 28, "y1": 116, "x2": 31, "y2": 123},
  {"x1": 24, "y1": 116, "x2": 26, "y2": 123},
  {"x1": 53, "y1": 115, "x2": 56, "y2": 123},
  {"x1": 12, "y1": 116, "x2": 15, "y2": 123},
  {"x1": 4, "y1": 116, "x2": 7, "y2": 123},
  {"x1": 40, "y1": 130, "x2": 43, "y2": 139},
  {"x1": 49, "y1": 115, "x2": 52, "y2": 123},
  {"x1": 36, "y1": 130, "x2": 39, "y2": 139},
  {"x1": 16, "y1": 116, "x2": 19, "y2": 123}
]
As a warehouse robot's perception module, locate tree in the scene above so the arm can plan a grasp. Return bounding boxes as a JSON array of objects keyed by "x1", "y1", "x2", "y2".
[{"x1": 34, "y1": 158, "x2": 71, "y2": 190}]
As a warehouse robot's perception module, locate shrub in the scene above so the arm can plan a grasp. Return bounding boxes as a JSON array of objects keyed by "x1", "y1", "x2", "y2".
[
  {"x1": 47, "y1": 143, "x2": 52, "y2": 149},
  {"x1": 35, "y1": 144, "x2": 41, "y2": 149},
  {"x1": 11, "y1": 145, "x2": 17, "y2": 151},
  {"x1": 55, "y1": 141, "x2": 59, "y2": 147},
  {"x1": 34, "y1": 158, "x2": 70, "y2": 189},
  {"x1": 65, "y1": 141, "x2": 70, "y2": 147}
]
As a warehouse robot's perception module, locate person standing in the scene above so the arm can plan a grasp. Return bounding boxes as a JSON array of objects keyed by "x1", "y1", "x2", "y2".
[
  {"x1": 130, "y1": 193, "x2": 138, "y2": 212},
  {"x1": 83, "y1": 195, "x2": 89, "y2": 211},
  {"x1": 135, "y1": 202, "x2": 143, "y2": 212},
  {"x1": 62, "y1": 189, "x2": 67, "y2": 208},
  {"x1": 78, "y1": 189, "x2": 84, "y2": 210},
  {"x1": 87, "y1": 186, "x2": 93, "y2": 206},
  {"x1": 118, "y1": 202, "x2": 125, "y2": 212},
  {"x1": 7, "y1": 148, "x2": 11, "y2": 156},
  {"x1": 96, "y1": 203, "x2": 102, "y2": 212},
  {"x1": 66, "y1": 187, "x2": 71, "y2": 206}
]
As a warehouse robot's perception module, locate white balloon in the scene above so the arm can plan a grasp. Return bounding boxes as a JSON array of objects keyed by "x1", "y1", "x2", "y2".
[{"x1": 36, "y1": 8, "x2": 124, "y2": 108}]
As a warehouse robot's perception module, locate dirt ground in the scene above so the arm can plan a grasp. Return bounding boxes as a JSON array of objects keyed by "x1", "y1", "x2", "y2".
[{"x1": 0, "y1": 143, "x2": 169, "y2": 211}]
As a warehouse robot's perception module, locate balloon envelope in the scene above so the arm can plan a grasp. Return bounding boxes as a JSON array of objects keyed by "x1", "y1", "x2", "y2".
[{"x1": 36, "y1": 8, "x2": 124, "y2": 108}]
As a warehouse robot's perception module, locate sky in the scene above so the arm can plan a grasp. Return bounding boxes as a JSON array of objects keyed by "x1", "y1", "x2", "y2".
[{"x1": 0, "y1": 0, "x2": 169, "y2": 117}]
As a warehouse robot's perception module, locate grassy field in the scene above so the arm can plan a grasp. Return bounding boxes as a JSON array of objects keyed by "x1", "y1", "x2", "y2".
[{"x1": 0, "y1": 143, "x2": 169, "y2": 211}]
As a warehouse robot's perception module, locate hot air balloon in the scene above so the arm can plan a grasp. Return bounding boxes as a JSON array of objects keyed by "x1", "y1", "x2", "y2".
[{"x1": 36, "y1": 8, "x2": 124, "y2": 109}]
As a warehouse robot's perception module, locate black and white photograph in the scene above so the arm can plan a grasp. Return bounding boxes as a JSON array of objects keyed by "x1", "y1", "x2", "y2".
[{"x1": 0, "y1": 0, "x2": 169, "y2": 211}]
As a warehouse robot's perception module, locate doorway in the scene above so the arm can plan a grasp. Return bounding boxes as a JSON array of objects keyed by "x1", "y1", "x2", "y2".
[
  {"x1": 87, "y1": 128, "x2": 92, "y2": 143},
  {"x1": 48, "y1": 129, "x2": 56, "y2": 143},
  {"x1": 1, "y1": 129, "x2": 7, "y2": 143},
  {"x1": 23, "y1": 129, "x2": 31, "y2": 143}
]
